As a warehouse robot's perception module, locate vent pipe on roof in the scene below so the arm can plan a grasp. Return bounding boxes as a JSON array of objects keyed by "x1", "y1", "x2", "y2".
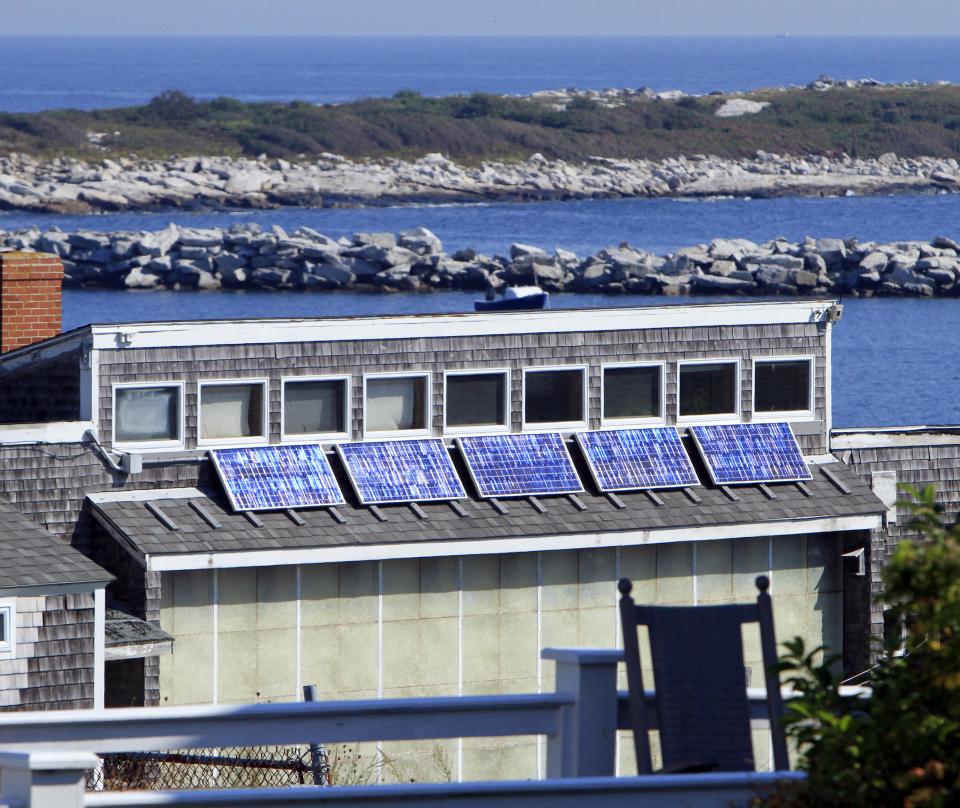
[{"x1": 0, "y1": 251, "x2": 63, "y2": 353}]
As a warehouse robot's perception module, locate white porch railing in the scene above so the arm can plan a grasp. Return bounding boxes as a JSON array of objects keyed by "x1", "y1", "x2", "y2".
[{"x1": 0, "y1": 649, "x2": 821, "y2": 807}]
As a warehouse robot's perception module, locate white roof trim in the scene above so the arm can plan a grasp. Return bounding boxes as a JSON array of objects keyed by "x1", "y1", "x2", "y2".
[
  {"x1": 87, "y1": 487, "x2": 210, "y2": 505},
  {"x1": 832, "y1": 427, "x2": 960, "y2": 449},
  {"x1": 146, "y1": 513, "x2": 881, "y2": 572},
  {"x1": 87, "y1": 300, "x2": 835, "y2": 351},
  {"x1": 0, "y1": 421, "x2": 92, "y2": 445},
  {"x1": 0, "y1": 581, "x2": 108, "y2": 596}
]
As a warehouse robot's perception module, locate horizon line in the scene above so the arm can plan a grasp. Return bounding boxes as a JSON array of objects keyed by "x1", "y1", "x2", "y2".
[{"x1": 1, "y1": 32, "x2": 960, "y2": 39}]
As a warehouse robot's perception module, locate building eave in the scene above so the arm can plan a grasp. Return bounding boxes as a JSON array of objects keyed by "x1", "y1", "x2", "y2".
[
  {"x1": 81, "y1": 300, "x2": 836, "y2": 352},
  {"x1": 145, "y1": 513, "x2": 881, "y2": 572}
]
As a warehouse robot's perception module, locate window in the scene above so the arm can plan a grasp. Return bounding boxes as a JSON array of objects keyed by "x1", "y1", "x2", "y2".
[
  {"x1": 602, "y1": 364, "x2": 663, "y2": 424},
  {"x1": 523, "y1": 367, "x2": 587, "y2": 428},
  {"x1": 282, "y1": 377, "x2": 349, "y2": 439},
  {"x1": 0, "y1": 600, "x2": 15, "y2": 659},
  {"x1": 113, "y1": 384, "x2": 183, "y2": 448},
  {"x1": 678, "y1": 361, "x2": 739, "y2": 421},
  {"x1": 444, "y1": 371, "x2": 509, "y2": 432},
  {"x1": 198, "y1": 380, "x2": 267, "y2": 444},
  {"x1": 364, "y1": 374, "x2": 430, "y2": 435},
  {"x1": 754, "y1": 358, "x2": 813, "y2": 418}
]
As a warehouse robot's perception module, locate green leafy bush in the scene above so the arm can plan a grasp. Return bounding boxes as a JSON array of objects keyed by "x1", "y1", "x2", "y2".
[{"x1": 763, "y1": 484, "x2": 960, "y2": 807}]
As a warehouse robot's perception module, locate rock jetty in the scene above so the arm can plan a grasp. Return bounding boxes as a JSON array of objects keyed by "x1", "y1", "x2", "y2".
[
  {"x1": 0, "y1": 149, "x2": 958, "y2": 214},
  {"x1": 7, "y1": 225, "x2": 960, "y2": 297}
]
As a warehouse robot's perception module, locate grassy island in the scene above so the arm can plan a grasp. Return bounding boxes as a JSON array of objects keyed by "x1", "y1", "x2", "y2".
[{"x1": 4, "y1": 84, "x2": 960, "y2": 162}]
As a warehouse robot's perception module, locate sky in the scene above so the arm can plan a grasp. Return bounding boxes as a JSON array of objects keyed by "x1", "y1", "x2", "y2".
[{"x1": 4, "y1": 0, "x2": 960, "y2": 36}]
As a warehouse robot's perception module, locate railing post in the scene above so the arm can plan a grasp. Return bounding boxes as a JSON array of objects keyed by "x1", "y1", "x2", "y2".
[
  {"x1": 0, "y1": 751, "x2": 99, "y2": 808},
  {"x1": 541, "y1": 648, "x2": 622, "y2": 779},
  {"x1": 303, "y1": 684, "x2": 328, "y2": 786}
]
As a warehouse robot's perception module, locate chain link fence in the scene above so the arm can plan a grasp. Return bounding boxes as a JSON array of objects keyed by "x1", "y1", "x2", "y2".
[{"x1": 86, "y1": 746, "x2": 329, "y2": 791}]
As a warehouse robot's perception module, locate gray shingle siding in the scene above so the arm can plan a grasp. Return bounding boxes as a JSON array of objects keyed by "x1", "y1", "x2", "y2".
[
  {"x1": 836, "y1": 439, "x2": 960, "y2": 664},
  {"x1": 95, "y1": 322, "x2": 829, "y2": 454},
  {"x1": 0, "y1": 593, "x2": 95, "y2": 712}
]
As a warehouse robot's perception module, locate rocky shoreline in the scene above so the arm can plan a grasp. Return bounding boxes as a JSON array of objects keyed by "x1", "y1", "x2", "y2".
[
  {"x1": 8, "y1": 224, "x2": 960, "y2": 298},
  {"x1": 1, "y1": 149, "x2": 959, "y2": 214}
]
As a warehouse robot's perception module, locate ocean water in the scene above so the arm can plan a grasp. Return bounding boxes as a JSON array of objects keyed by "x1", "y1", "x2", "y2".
[{"x1": 0, "y1": 35, "x2": 958, "y2": 111}]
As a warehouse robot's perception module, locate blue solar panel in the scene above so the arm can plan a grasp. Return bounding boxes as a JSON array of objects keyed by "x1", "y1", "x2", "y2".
[
  {"x1": 576, "y1": 427, "x2": 699, "y2": 492},
  {"x1": 210, "y1": 444, "x2": 345, "y2": 512},
  {"x1": 336, "y1": 438, "x2": 466, "y2": 505},
  {"x1": 457, "y1": 432, "x2": 584, "y2": 498},
  {"x1": 691, "y1": 422, "x2": 811, "y2": 485}
]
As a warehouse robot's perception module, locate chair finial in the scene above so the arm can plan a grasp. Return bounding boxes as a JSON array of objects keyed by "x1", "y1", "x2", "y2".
[
  {"x1": 618, "y1": 577, "x2": 633, "y2": 596},
  {"x1": 755, "y1": 575, "x2": 770, "y2": 593}
]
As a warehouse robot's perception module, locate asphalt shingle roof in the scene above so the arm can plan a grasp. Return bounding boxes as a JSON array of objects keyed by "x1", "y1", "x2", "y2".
[
  {"x1": 0, "y1": 500, "x2": 112, "y2": 589},
  {"x1": 88, "y1": 448, "x2": 886, "y2": 560},
  {"x1": 105, "y1": 608, "x2": 173, "y2": 648}
]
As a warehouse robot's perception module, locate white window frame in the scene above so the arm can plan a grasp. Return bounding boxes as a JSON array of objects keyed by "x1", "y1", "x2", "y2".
[
  {"x1": 522, "y1": 364, "x2": 589, "y2": 432},
  {"x1": 362, "y1": 372, "x2": 433, "y2": 439},
  {"x1": 751, "y1": 355, "x2": 816, "y2": 423},
  {"x1": 196, "y1": 378, "x2": 270, "y2": 448},
  {"x1": 0, "y1": 598, "x2": 16, "y2": 660},
  {"x1": 599, "y1": 361, "x2": 666, "y2": 428},
  {"x1": 442, "y1": 368, "x2": 511, "y2": 436},
  {"x1": 676, "y1": 358, "x2": 741, "y2": 425},
  {"x1": 111, "y1": 381, "x2": 185, "y2": 451},
  {"x1": 280, "y1": 375, "x2": 351, "y2": 443}
]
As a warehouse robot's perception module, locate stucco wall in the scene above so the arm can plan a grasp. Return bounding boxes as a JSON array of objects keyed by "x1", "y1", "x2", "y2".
[{"x1": 158, "y1": 535, "x2": 842, "y2": 780}]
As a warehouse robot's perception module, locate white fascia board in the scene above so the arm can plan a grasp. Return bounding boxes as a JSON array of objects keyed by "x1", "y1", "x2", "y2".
[
  {"x1": 147, "y1": 513, "x2": 881, "y2": 572},
  {"x1": 0, "y1": 420, "x2": 92, "y2": 445},
  {"x1": 0, "y1": 580, "x2": 109, "y2": 597},
  {"x1": 90, "y1": 300, "x2": 836, "y2": 351},
  {"x1": 87, "y1": 487, "x2": 210, "y2": 505},
  {"x1": 832, "y1": 428, "x2": 960, "y2": 449}
]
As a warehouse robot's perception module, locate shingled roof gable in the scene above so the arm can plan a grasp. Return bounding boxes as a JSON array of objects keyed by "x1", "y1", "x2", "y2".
[{"x1": 0, "y1": 500, "x2": 111, "y2": 590}]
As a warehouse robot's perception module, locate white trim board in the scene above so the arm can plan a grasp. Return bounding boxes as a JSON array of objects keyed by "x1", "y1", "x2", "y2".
[
  {"x1": 832, "y1": 428, "x2": 960, "y2": 449},
  {"x1": 146, "y1": 513, "x2": 882, "y2": 572},
  {"x1": 81, "y1": 300, "x2": 836, "y2": 351},
  {"x1": 0, "y1": 420, "x2": 93, "y2": 445},
  {"x1": 87, "y1": 487, "x2": 211, "y2": 505},
  {"x1": 0, "y1": 580, "x2": 112, "y2": 596}
]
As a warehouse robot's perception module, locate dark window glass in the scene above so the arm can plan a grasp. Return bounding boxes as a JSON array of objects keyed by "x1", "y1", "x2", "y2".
[
  {"x1": 115, "y1": 386, "x2": 180, "y2": 443},
  {"x1": 525, "y1": 369, "x2": 584, "y2": 424},
  {"x1": 755, "y1": 360, "x2": 811, "y2": 413},
  {"x1": 284, "y1": 379, "x2": 346, "y2": 435},
  {"x1": 447, "y1": 373, "x2": 506, "y2": 428},
  {"x1": 0, "y1": 610, "x2": 6, "y2": 644},
  {"x1": 678, "y1": 363, "x2": 737, "y2": 417},
  {"x1": 603, "y1": 366, "x2": 661, "y2": 420}
]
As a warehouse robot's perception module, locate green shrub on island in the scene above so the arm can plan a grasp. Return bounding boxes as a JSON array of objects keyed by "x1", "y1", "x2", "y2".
[
  {"x1": 4, "y1": 84, "x2": 960, "y2": 162},
  {"x1": 763, "y1": 484, "x2": 960, "y2": 807}
]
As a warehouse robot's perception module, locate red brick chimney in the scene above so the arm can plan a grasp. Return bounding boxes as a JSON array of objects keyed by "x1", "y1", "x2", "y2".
[{"x1": 0, "y1": 252, "x2": 63, "y2": 353}]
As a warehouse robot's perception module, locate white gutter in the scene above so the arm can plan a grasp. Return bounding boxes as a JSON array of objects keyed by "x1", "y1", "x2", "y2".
[{"x1": 89, "y1": 300, "x2": 836, "y2": 351}]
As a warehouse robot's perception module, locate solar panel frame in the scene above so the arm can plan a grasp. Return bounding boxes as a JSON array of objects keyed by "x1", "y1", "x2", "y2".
[
  {"x1": 691, "y1": 422, "x2": 812, "y2": 486},
  {"x1": 575, "y1": 427, "x2": 700, "y2": 492},
  {"x1": 456, "y1": 432, "x2": 585, "y2": 499},
  {"x1": 210, "y1": 443, "x2": 345, "y2": 513},
  {"x1": 335, "y1": 438, "x2": 467, "y2": 506}
]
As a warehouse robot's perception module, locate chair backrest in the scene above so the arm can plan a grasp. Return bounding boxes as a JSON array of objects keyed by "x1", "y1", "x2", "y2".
[{"x1": 617, "y1": 575, "x2": 788, "y2": 774}]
